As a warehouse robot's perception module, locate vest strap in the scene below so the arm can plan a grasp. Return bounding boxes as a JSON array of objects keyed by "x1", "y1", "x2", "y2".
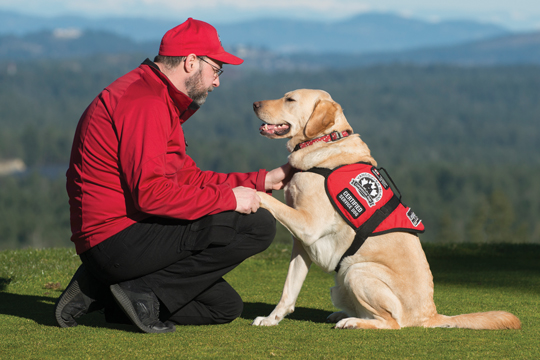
[
  {"x1": 306, "y1": 167, "x2": 332, "y2": 177},
  {"x1": 334, "y1": 195, "x2": 400, "y2": 272}
]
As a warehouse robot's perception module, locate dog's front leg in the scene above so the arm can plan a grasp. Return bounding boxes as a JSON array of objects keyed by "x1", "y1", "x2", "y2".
[
  {"x1": 257, "y1": 192, "x2": 324, "y2": 246},
  {"x1": 252, "y1": 238, "x2": 312, "y2": 326}
]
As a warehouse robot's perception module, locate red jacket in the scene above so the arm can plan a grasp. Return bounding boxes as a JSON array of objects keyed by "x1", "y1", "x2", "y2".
[{"x1": 67, "y1": 59, "x2": 267, "y2": 254}]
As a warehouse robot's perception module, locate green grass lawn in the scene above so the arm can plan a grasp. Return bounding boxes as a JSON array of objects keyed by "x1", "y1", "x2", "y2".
[{"x1": 0, "y1": 243, "x2": 538, "y2": 359}]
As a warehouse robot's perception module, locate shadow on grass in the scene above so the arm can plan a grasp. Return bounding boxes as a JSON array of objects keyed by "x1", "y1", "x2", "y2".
[
  {"x1": 0, "y1": 291, "x2": 331, "y2": 331},
  {"x1": 241, "y1": 302, "x2": 331, "y2": 323},
  {"x1": 0, "y1": 289, "x2": 138, "y2": 332},
  {"x1": 0, "y1": 290, "x2": 62, "y2": 327}
]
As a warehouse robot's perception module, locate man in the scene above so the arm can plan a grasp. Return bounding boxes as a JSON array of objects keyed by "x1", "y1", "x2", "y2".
[{"x1": 54, "y1": 18, "x2": 291, "y2": 333}]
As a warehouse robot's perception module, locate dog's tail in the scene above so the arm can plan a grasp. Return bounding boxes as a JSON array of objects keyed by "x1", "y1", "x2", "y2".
[{"x1": 425, "y1": 311, "x2": 521, "y2": 330}]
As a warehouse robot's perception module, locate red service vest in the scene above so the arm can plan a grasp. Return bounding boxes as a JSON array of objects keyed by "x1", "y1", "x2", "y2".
[{"x1": 309, "y1": 163, "x2": 424, "y2": 236}]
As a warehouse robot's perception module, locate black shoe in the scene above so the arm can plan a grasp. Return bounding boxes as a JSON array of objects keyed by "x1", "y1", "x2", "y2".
[
  {"x1": 110, "y1": 282, "x2": 176, "y2": 334},
  {"x1": 54, "y1": 264, "x2": 105, "y2": 328}
]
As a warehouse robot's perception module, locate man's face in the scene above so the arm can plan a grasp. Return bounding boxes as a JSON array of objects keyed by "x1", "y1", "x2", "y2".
[{"x1": 185, "y1": 57, "x2": 221, "y2": 106}]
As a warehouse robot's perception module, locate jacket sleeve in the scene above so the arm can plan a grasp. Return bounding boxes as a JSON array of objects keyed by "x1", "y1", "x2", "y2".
[
  {"x1": 116, "y1": 96, "x2": 266, "y2": 220},
  {"x1": 177, "y1": 155, "x2": 267, "y2": 192}
]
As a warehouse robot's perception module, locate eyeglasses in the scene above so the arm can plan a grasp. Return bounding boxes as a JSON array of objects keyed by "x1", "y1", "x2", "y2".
[{"x1": 198, "y1": 57, "x2": 223, "y2": 78}]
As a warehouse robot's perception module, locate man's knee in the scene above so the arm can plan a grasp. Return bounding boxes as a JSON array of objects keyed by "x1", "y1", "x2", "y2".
[
  {"x1": 213, "y1": 289, "x2": 244, "y2": 324},
  {"x1": 171, "y1": 279, "x2": 244, "y2": 325},
  {"x1": 239, "y1": 208, "x2": 276, "y2": 248}
]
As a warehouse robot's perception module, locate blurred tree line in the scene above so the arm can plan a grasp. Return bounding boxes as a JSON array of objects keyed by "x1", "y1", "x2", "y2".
[{"x1": 0, "y1": 55, "x2": 539, "y2": 249}]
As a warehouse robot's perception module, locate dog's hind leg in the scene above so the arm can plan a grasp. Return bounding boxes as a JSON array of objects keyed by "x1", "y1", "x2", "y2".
[
  {"x1": 335, "y1": 315, "x2": 400, "y2": 330},
  {"x1": 327, "y1": 283, "x2": 356, "y2": 323},
  {"x1": 334, "y1": 269, "x2": 403, "y2": 330},
  {"x1": 334, "y1": 293, "x2": 401, "y2": 330}
]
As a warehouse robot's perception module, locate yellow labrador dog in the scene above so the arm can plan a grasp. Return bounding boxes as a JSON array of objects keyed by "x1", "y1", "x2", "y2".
[{"x1": 252, "y1": 89, "x2": 520, "y2": 330}]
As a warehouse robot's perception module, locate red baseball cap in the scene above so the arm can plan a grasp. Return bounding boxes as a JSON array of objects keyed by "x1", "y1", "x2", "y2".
[{"x1": 159, "y1": 18, "x2": 243, "y2": 65}]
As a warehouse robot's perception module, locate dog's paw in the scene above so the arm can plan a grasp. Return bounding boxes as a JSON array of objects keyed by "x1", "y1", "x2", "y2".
[
  {"x1": 252, "y1": 316, "x2": 280, "y2": 326},
  {"x1": 335, "y1": 318, "x2": 359, "y2": 329},
  {"x1": 326, "y1": 311, "x2": 349, "y2": 323}
]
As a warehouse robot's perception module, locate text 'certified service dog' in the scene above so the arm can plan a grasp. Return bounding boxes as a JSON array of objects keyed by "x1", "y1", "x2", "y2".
[{"x1": 252, "y1": 89, "x2": 520, "y2": 330}]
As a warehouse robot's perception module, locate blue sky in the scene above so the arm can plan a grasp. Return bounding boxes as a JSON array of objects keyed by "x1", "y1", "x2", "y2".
[{"x1": 1, "y1": 0, "x2": 539, "y2": 31}]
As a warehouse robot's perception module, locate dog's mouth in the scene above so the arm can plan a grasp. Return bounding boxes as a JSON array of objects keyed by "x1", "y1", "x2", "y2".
[{"x1": 259, "y1": 123, "x2": 291, "y2": 136}]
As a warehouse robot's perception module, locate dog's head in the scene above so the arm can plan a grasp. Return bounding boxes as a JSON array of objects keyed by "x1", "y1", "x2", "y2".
[{"x1": 253, "y1": 89, "x2": 353, "y2": 152}]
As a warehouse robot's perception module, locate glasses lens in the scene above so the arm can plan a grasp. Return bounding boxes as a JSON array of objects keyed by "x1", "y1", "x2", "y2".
[{"x1": 200, "y1": 57, "x2": 222, "y2": 78}]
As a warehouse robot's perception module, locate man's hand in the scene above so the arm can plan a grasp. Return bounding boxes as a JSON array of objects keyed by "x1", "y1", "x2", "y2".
[
  {"x1": 265, "y1": 163, "x2": 296, "y2": 191},
  {"x1": 233, "y1": 186, "x2": 261, "y2": 214}
]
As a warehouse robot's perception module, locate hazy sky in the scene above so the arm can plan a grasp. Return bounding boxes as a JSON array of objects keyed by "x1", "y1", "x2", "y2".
[{"x1": 1, "y1": 0, "x2": 539, "y2": 31}]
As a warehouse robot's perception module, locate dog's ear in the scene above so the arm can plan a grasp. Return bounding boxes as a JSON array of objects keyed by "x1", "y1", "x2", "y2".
[{"x1": 304, "y1": 100, "x2": 339, "y2": 139}]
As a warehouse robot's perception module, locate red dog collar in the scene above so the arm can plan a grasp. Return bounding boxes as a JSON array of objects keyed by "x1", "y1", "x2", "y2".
[{"x1": 293, "y1": 131, "x2": 350, "y2": 152}]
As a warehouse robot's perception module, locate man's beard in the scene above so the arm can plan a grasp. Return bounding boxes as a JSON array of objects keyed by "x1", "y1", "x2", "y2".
[{"x1": 185, "y1": 68, "x2": 213, "y2": 106}]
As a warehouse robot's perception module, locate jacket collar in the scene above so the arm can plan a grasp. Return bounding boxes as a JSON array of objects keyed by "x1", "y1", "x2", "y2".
[{"x1": 141, "y1": 58, "x2": 199, "y2": 124}]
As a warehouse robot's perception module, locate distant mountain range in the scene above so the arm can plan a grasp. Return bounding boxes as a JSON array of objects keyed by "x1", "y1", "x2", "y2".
[
  {"x1": 0, "y1": 10, "x2": 539, "y2": 68},
  {"x1": 291, "y1": 31, "x2": 540, "y2": 67},
  {"x1": 218, "y1": 14, "x2": 509, "y2": 54},
  {"x1": 0, "y1": 30, "x2": 156, "y2": 60},
  {"x1": 0, "y1": 10, "x2": 510, "y2": 54}
]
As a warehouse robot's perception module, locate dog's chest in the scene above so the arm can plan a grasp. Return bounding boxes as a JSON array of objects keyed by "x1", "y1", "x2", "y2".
[{"x1": 284, "y1": 172, "x2": 353, "y2": 271}]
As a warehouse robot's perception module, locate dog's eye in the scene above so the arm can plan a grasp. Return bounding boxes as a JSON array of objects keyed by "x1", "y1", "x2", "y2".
[{"x1": 285, "y1": 98, "x2": 296, "y2": 102}]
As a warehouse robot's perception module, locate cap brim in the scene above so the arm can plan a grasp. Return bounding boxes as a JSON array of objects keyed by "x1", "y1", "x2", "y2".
[{"x1": 207, "y1": 51, "x2": 244, "y2": 65}]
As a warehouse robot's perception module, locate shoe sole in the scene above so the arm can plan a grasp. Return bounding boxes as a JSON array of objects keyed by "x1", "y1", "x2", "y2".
[
  {"x1": 110, "y1": 284, "x2": 176, "y2": 334},
  {"x1": 54, "y1": 265, "x2": 85, "y2": 328}
]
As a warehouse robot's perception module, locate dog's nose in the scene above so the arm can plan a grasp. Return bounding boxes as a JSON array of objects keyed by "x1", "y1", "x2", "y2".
[{"x1": 253, "y1": 101, "x2": 262, "y2": 110}]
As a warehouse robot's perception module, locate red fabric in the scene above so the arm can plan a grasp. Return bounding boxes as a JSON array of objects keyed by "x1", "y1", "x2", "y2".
[
  {"x1": 325, "y1": 164, "x2": 424, "y2": 235},
  {"x1": 159, "y1": 18, "x2": 243, "y2": 65},
  {"x1": 67, "y1": 60, "x2": 266, "y2": 254}
]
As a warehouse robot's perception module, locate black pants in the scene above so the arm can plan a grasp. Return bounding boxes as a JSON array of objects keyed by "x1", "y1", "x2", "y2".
[{"x1": 80, "y1": 209, "x2": 275, "y2": 325}]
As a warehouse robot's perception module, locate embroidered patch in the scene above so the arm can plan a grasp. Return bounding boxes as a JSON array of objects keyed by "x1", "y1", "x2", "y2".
[
  {"x1": 350, "y1": 172, "x2": 383, "y2": 207},
  {"x1": 337, "y1": 189, "x2": 365, "y2": 219},
  {"x1": 406, "y1": 208, "x2": 422, "y2": 227}
]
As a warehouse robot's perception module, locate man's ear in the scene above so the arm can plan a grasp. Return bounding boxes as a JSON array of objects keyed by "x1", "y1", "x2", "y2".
[
  {"x1": 304, "y1": 100, "x2": 338, "y2": 139},
  {"x1": 184, "y1": 54, "x2": 199, "y2": 74}
]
